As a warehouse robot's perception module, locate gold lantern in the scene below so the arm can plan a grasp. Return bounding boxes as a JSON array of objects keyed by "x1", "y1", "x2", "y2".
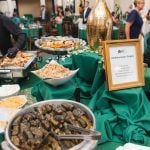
[{"x1": 87, "y1": 0, "x2": 113, "y2": 51}]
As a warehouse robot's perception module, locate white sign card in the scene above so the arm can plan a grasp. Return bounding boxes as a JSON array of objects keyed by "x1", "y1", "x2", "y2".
[
  {"x1": 109, "y1": 45, "x2": 137, "y2": 85},
  {"x1": 103, "y1": 39, "x2": 144, "y2": 91}
]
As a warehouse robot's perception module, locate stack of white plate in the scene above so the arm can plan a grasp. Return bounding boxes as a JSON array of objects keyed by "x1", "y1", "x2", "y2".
[{"x1": 0, "y1": 84, "x2": 20, "y2": 100}]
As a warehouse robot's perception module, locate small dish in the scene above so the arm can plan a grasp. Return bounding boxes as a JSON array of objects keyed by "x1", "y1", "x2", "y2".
[
  {"x1": 0, "y1": 95, "x2": 27, "y2": 109},
  {"x1": 0, "y1": 84, "x2": 20, "y2": 100}
]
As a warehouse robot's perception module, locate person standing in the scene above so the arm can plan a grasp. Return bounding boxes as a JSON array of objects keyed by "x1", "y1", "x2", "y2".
[
  {"x1": 125, "y1": 0, "x2": 145, "y2": 39},
  {"x1": 111, "y1": 11, "x2": 118, "y2": 26},
  {"x1": 82, "y1": 0, "x2": 91, "y2": 24},
  {"x1": 40, "y1": 5, "x2": 50, "y2": 23},
  {"x1": 55, "y1": 11, "x2": 64, "y2": 24},
  {"x1": 11, "y1": 9, "x2": 21, "y2": 26},
  {"x1": 0, "y1": 14, "x2": 25, "y2": 58}
]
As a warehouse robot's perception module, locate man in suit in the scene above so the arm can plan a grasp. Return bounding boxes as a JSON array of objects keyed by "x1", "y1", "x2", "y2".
[
  {"x1": 83, "y1": 0, "x2": 91, "y2": 24},
  {"x1": 40, "y1": 5, "x2": 50, "y2": 23}
]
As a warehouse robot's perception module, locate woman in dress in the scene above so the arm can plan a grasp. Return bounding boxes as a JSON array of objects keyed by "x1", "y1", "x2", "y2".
[{"x1": 55, "y1": 11, "x2": 64, "y2": 24}]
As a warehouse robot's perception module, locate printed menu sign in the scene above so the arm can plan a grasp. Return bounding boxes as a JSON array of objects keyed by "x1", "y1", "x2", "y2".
[
  {"x1": 109, "y1": 45, "x2": 137, "y2": 84},
  {"x1": 103, "y1": 39, "x2": 144, "y2": 91}
]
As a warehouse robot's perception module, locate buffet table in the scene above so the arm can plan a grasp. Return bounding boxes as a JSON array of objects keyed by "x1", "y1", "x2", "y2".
[{"x1": 1, "y1": 50, "x2": 150, "y2": 149}]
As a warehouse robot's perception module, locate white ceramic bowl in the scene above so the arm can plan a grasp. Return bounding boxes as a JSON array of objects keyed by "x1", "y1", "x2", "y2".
[
  {"x1": 32, "y1": 69, "x2": 79, "y2": 86},
  {"x1": 31, "y1": 61, "x2": 79, "y2": 86},
  {"x1": 0, "y1": 84, "x2": 20, "y2": 100}
]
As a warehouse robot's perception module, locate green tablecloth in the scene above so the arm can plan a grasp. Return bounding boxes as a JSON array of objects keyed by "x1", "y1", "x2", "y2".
[
  {"x1": 79, "y1": 28, "x2": 87, "y2": 40},
  {"x1": 31, "y1": 52, "x2": 150, "y2": 149},
  {"x1": 57, "y1": 23, "x2": 63, "y2": 36},
  {"x1": 32, "y1": 52, "x2": 104, "y2": 105},
  {"x1": 1, "y1": 52, "x2": 150, "y2": 149},
  {"x1": 144, "y1": 68, "x2": 150, "y2": 91},
  {"x1": 89, "y1": 83, "x2": 150, "y2": 146},
  {"x1": 22, "y1": 27, "x2": 43, "y2": 38}
]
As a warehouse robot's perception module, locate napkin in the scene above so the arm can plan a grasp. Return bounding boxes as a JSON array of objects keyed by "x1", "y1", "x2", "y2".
[{"x1": 116, "y1": 143, "x2": 150, "y2": 150}]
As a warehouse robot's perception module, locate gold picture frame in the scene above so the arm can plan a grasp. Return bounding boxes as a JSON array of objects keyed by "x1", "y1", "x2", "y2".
[{"x1": 103, "y1": 39, "x2": 145, "y2": 91}]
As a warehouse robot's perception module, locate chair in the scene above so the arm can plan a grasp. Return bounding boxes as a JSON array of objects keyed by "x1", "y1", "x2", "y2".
[
  {"x1": 28, "y1": 28, "x2": 39, "y2": 50},
  {"x1": 41, "y1": 22, "x2": 51, "y2": 36},
  {"x1": 41, "y1": 21, "x2": 58, "y2": 36},
  {"x1": 50, "y1": 21, "x2": 58, "y2": 36},
  {"x1": 24, "y1": 14, "x2": 34, "y2": 24},
  {"x1": 117, "y1": 22, "x2": 126, "y2": 39},
  {"x1": 22, "y1": 28, "x2": 30, "y2": 50},
  {"x1": 62, "y1": 21, "x2": 73, "y2": 36}
]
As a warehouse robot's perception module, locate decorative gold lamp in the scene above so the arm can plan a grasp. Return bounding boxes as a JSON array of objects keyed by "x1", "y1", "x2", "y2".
[{"x1": 87, "y1": 0, "x2": 113, "y2": 53}]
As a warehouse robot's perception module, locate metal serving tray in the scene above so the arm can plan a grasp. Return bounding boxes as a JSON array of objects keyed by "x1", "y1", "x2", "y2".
[
  {"x1": 0, "y1": 51, "x2": 37, "y2": 78},
  {"x1": 35, "y1": 36, "x2": 86, "y2": 55}
]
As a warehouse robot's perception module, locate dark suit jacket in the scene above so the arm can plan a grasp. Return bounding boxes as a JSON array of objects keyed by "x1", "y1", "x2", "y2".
[
  {"x1": 83, "y1": 7, "x2": 91, "y2": 24},
  {"x1": 41, "y1": 10, "x2": 50, "y2": 23}
]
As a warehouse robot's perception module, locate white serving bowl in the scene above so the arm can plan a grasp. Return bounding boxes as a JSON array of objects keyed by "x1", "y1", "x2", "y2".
[
  {"x1": 0, "y1": 84, "x2": 20, "y2": 100},
  {"x1": 31, "y1": 60, "x2": 79, "y2": 86},
  {"x1": 32, "y1": 69, "x2": 79, "y2": 86}
]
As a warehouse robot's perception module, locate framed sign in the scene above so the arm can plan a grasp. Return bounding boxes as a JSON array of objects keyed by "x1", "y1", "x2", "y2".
[{"x1": 103, "y1": 39, "x2": 144, "y2": 91}]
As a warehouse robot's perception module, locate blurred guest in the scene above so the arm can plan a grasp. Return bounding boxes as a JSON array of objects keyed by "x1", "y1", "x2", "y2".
[
  {"x1": 40, "y1": 5, "x2": 50, "y2": 22},
  {"x1": 63, "y1": 8, "x2": 72, "y2": 22},
  {"x1": 79, "y1": 4, "x2": 84, "y2": 16},
  {"x1": 55, "y1": 11, "x2": 64, "y2": 24},
  {"x1": 64, "y1": 7, "x2": 72, "y2": 17},
  {"x1": 11, "y1": 9, "x2": 21, "y2": 26},
  {"x1": 111, "y1": 11, "x2": 118, "y2": 26},
  {"x1": 82, "y1": 0, "x2": 91, "y2": 24},
  {"x1": 146, "y1": 9, "x2": 150, "y2": 21},
  {"x1": 142, "y1": 9, "x2": 150, "y2": 35},
  {"x1": 57, "y1": 6, "x2": 64, "y2": 16},
  {"x1": 125, "y1": 0, "x2": 145, "y2": 39},
  {"x1": 125, "y1": 4, "x2": 133, "y2": 19},
  {"x1": 69, "y1": 5, "x2": 74, "y2": 13},
  {"x1": 0, "y1": 14, "x2": 25, "y2": 58}
]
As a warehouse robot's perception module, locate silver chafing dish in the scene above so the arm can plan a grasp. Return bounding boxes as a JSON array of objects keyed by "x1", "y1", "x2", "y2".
[
  {"x1": 5, "y1": 99, "x2": 99, "y2": 150},
  {"x1": 0, "y1": 51, "x2": 37, "y2": 79}
]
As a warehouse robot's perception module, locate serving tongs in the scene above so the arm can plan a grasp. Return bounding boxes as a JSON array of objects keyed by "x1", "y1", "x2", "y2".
[
  {"x1": 37, "y1": 124, "x2": 100, "y2": 148},
  {"x1": 36, "y1": 124, "x2": 101, "y2": 149},
  {"x1": 57, "y1": 124, "x2": 101, "y2": 140}
]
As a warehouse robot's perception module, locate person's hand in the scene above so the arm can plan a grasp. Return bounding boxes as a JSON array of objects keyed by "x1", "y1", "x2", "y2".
[{"x1": 7, "y1": 47, "x2": 19, "y2": 58}]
